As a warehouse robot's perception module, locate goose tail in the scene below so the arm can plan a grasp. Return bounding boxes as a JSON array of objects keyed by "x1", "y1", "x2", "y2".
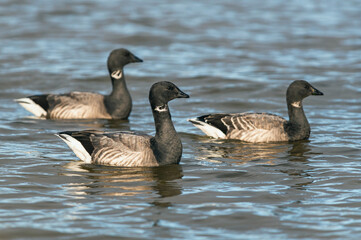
[
  {"x1": 56, "y1": 132, "x2": 92, "y2": 163},
  {"x1": 15, "y1": 98, "x2": 47, "y2": 118},
  {"x1": 188, "y1": 118, "x2": 226, "y2": 139}
]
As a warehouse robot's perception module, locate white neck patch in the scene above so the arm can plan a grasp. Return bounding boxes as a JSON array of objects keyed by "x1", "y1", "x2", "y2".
[
  {"x1": 111, "y1": 70, "x2": 123, "y2": 79},
  {"x1": 291, "y1": 101, "x2": 302, "y2": 108},
  {"x1": 154, "y1": 105, "x2": 168, "y2": 112}
]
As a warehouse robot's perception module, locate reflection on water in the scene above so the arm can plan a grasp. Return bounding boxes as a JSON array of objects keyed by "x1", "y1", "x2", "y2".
[
  {"x1": 102, "y1": 119, "x2": 131, "y2": 129},
  {"x1": 62, "y1": 162, "x2": 183, "y2": 198},
  {"x1": 52, "y1": 118, "x2": 131, "y2": 131},
  {"x1": 192, "y1": 136, "x2": 313, "y2": 165},
  {"x1": 288, "y1": 140, "x2": 312, "y2": 162},
  {"x1": 193, "y1": 137, "x2": 316, "y2": 191},
  {"x1": 16, "y1": 117, "x2": 133, "y2": 135}
]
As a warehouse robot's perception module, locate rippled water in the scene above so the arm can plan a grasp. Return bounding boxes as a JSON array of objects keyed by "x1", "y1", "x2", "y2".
[{"x1": 1, "y1": 0, "x2": 361, "y2": 239}]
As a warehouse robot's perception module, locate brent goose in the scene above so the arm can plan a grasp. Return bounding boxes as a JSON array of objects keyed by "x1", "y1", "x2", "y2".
[
  {"x1": 188, "y1": 80, "x2": 323, "y2": 143},
  {"x1": 57, "y1": 81, "x2": 189, "y2": 167},
  {"x1": 15, "y1": 48, "x2": 142, "y2": 119}
]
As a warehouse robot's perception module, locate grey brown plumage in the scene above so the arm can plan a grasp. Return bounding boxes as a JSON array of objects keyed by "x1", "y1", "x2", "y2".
[
  {"x1": 188, "y1": 80, "x2": 323, "y2": 143},
  {"x1": 47, "y1": 92, "x2": 111, "y2": 119},
  {"x1": 58, "y1": 130, "x2": 158, "y2": 167},
  {"x1": 15, "y1": 48, "x2": 143, "y2": 119},
  {"x1": 57, "y1": 81, "x2": 189, "y2": 167}
]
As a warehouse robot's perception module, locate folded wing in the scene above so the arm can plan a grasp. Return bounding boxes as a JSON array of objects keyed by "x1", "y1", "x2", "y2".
[
  {"x1": 48, "y1": 92, "x2": 111, "y2": 119},
  {"x1": 89, "y1": 132, "x2": 158, "y2": 167},
  {"x1": 194, "y1": 113, "x2": 289, "y2": 143}
]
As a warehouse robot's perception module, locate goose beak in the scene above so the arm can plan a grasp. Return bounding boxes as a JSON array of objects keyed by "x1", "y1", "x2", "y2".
[
  {"x1": 131, "y1": 54, "x2": 143, "y2": 63},
  {"x1": 311, "y1": 87, "x2": 323, "y2": 96},
  {"x1": 177, "y1": 90, "x2": 190, "y2": 98}
]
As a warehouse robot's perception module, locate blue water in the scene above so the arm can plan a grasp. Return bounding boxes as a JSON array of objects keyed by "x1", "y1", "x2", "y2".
[{"x1": 1, "y1": 0, "x2": 361, "y2": 239}]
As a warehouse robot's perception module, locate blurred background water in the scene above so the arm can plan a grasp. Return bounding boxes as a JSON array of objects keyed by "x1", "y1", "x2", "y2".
[{"x1": 1, "y1": 0, "x2": 361, "y2": 239}]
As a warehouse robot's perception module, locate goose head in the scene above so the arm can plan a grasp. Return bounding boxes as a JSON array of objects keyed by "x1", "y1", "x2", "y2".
[
  {"x1": 286, "y1": 80, "x2": 323, "y2": 107},
  {"x1": 149, "y1": 81, "x2": 189, "y2": 111},
  {"x1": 107, "y1": 48, "x2": 143, "y2": 79}
]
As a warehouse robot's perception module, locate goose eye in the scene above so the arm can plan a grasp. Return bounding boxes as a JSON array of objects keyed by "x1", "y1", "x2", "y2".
[
  {"x1": 305, "y1": 85, "x2": 310, "y2": 90},
  {"x1": 124, "y1": 52, "x2": 130, "y2": 57},
  {"x1": 167, "y1": 86, "x2": 174, "y2": 91}
]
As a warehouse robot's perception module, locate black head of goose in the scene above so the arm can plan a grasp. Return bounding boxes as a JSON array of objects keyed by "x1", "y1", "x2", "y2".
[
  {"x1": 56, "y1": 81, "x2": 189, "y2": 167},
  {"x1": 188, "y1": 80, "x2": 323, "y2": 143},
  {"x1": 15, "y1": 48, "x2": 143, "y2": 120},
  {"x1": 285, "y1": 80, "x2": 323, "y2": 139}
]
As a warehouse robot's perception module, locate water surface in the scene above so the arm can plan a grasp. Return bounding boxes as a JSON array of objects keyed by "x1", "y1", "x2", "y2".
[{"x1": 1, "y1": 0, "x2": 361, "y2": 239}]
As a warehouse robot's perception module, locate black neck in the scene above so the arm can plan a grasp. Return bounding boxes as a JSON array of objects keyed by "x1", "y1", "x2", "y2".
[
  {"x1": 151, "y1": 105, "x2": 182, "y2": 165},
  {"x1": 286, "y1": 102, "x2": 310, "y2": 140},
  {"x1": 104, "y1": 71, "x2": 132, "y2": 119}
]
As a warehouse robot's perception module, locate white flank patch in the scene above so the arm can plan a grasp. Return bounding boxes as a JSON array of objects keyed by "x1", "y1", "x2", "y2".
[
  {"x1": 291, "y1": 101, "x2": 302, "y2": 108},
  {"x1": 14, "y1": 98, "x2": 47, "y2": 118},
  {"x1": 56, "y1": 134, "x2": 92, "y2": 163},
  {"x1": 188, "y1": 118, "x2": 226, "y2": 139},
  {"x1": 111, "y1": 70, "x2": 123, "y2": 79},
  {"x1": 154, "y1": 105, "x2": 168, "y2": 112}
]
